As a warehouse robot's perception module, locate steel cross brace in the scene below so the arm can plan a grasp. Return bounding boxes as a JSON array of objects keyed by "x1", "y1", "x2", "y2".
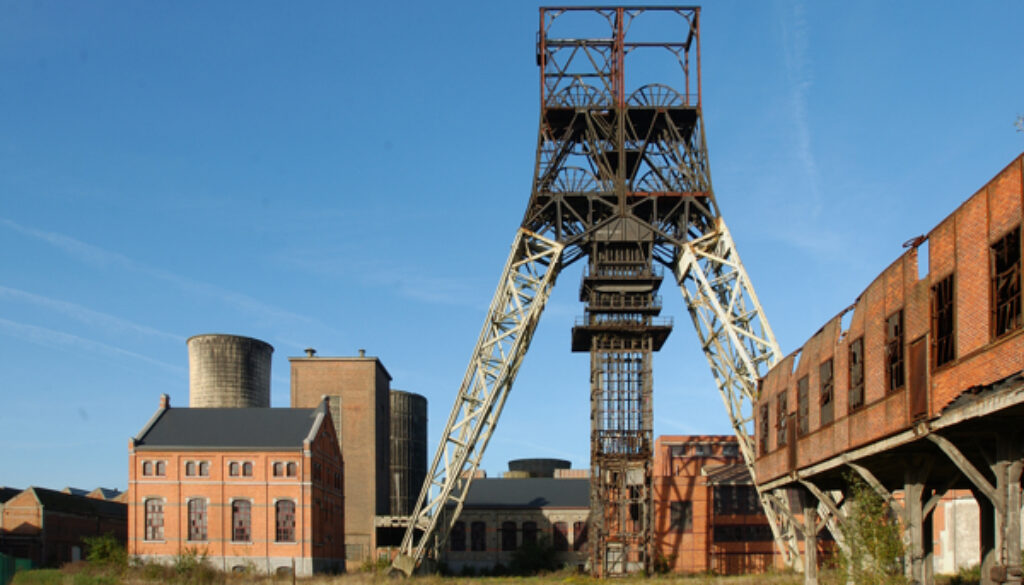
[
  {"x1": 673, "y1": 217, "x2": 803, "y2": 567},
  {"x1": 391, "y1": 229, "x2": 564, "y2": 576}
]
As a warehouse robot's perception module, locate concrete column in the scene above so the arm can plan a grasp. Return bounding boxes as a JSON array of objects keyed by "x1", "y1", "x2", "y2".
[
  {"x1": 803, "y1": 502, "x2": 819, "y2": 585},
  {"x1": 996, "y1": 433, "x2": 1022, "y2": 585},
  {"x1": 905, "y1": 464, "x2": 930, "y2": 585},
  {"x1": 924, "y1": 510, "x2": 934, "y2": 585},
  {"x1": 976, "y1": 488, "x2": 996, "y2": 585}
]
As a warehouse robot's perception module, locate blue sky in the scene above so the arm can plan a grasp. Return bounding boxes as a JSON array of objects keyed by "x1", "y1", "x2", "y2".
[{"x1": 1, "y1": 0, "x2": 1022, "y2": 492}]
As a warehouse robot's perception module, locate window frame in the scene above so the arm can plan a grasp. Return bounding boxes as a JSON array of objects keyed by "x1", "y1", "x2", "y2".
[
  {"x1": 991, "y1": 226, "x2": 1021, "y2": 338},
  {"x1": 670, "y1": 500, "x2": 693, "y2": 533},
  {"x1": 885, "y1": 309, "x2": 905, "y2": 393},
  {"x1": 848, "y1": 336, "x2": 865, "y2": 412},
  {"x1": 796, "y1": 375, "x2": 809, "y2": 436},
  {"x1": 500, "y1": 521, "x2": 517, "y2": 552},
  {"x1": 931, "y1": 273, "x2": 956, "y2": 368},
  {"x1": 187, "y1": 498, "x2": 207, "y2": 542},
  {"x1": 144, "y1": 498, "x2": 164, "y2": 541},
  {"x1": 450, "y1": 521, "x2": 466, "y2": 552},
  {"x1": 819, "y1": 358, "x2": 834, "y2": 426},
  {"x1": 275, "y1": 499, "x2": 296, "y2": 543},
  {"x1": 470, "y1": 521, "x2": 487, "y2": 552},
  {"x1": 232, "y1": 499, "x2": 252, "y2": 543}
]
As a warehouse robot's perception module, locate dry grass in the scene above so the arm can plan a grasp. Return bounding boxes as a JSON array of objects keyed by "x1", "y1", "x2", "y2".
[{"x1": 265, "y1": 571, "x2": 805, "y2": 585}]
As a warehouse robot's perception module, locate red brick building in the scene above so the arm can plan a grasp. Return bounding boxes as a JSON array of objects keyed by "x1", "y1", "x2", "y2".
[
  {"x1": 653, "y1": 435, "x2": 775, "y2": 574},
  {"x1": 0, "y1": 487, "x2": 126, "y2": 567},
  {"x1": 127, "y1": 395, "x2": 344, "y2": 575}
]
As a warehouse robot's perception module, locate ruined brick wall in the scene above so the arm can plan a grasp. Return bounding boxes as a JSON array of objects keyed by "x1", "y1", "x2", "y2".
[{"x1": 755, "y1": 154, "x2": 1024, "y2": 484}]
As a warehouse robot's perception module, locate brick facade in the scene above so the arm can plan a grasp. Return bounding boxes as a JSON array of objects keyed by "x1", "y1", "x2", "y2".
[{"x1": 755, "y1": 154, "x2": 1024, "y2": 484}]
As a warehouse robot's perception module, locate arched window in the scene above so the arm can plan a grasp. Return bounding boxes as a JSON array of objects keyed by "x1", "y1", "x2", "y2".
[
  {"x1": 286, "y1": 462, "x2": 297, "y2": 477},
  {"x1": 232, "y1": 500, "x2": 251, "y2": 542},
  {"x1": 450, "y1": 521, "x2": 466, "y2": 551},
  {"x1": 273, "y1": 462, "x2": 283, "y2": 477},
  {"x1": 242, "y1": 462, "x2": 253, "y2": 477},
  {"x1": 144, "y1": 499, "x2": 163, "y2": 541},
  {"x1": 185, "y1": 461, "x2": 196, "y2": 476},
  {"x1": 142, "y1": 461, "x2": 152, "y2": 476},
  {"x1": 501, "y1": 521, "x2": 517, "y2": 551},
  {"x1": 154, "y1": 461, "x2": 165, "y2": 476},
  {"x1": 275, "y1": 500, "x2": 296, "y2": 542},
  {"x1": 198, "y1": 461, "x2": 209, "y2": 476},
  {"x1": 229, "y1": 462, "x2": 240, "y2": 477},
  {"x1": 522, "y1": 521, "x2": 538, "y2": 546},
  {"x1": 471, "y1": 521, "x2": 486, "y2": 551},
  {"x1": 187, "y1": 499, "x2": 206, "y2": 541}
]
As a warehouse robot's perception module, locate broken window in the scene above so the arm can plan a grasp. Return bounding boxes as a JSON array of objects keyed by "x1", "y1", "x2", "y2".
[
  {"x1": 573, "y1": 521, "x2": 588, "y2": 551},
  {"x1": 992, "y1": 226, "x2": 1021, "y2": 337},
  {"x1": 144, "y1": 498, "x2": 163, "y2": 541},
  {"x1": 275, "y1": 500, "x2": 296, "y2": 542},
  {"x1": 669, "y1": 444, "x2": 687, "y2": 458},
  {"x1": 722, "y1": 443, "x2": 739, "y2": 458},
  {"x1": 848, "y1": 337, "x2": 865, "y2": 411},
  {"x1": 819, "y1": 359, "x2": 834, "y2": 426},
  {"x1": 796, "y1": 376, "x2": 809, "y2": 436},
  {"x1": 670, "y1": 501, "x2": 692, "y2": 532},
  {"x1": 553, "y1": 522, "x2": 569, "y2": 551},
  {"x1": 522, "y1": 521, "x2": 538, "y2": 546},
  {"x1": 450, "y1": 521, "x2": 466, "y2": 551},
  {"x1": 501, "y1": 521, "x2": 517, "y2": 551},
  {"x1": 759, "y1": 404, "x2": 770, "y2": 455},
  {"x1": 885, "y1": 310, "x2": 905, "y2": 392},
  {"x1": 232, "y1": 500, "x2": 251, "y2": 542},
  {"x1": 776, "y1": 393, "x2": 788, "y2": 448},
  {"x1": 187, "y1": 499, "x2": 206, "y2": 541},
  {"x1": 471, "y1": 521, "x2": 487, "y2": 551},
  {"x1": 932, "y1": 274, "x2": 956, "y2": 366}
]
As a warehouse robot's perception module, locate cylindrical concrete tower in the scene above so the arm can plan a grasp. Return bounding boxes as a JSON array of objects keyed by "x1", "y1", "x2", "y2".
[
  {"x1": 187, "y1": 334, "x2": 273, "y2": 408},
  {"x1": 389, "y1": 390, "x2": 427, "y2": 516}
]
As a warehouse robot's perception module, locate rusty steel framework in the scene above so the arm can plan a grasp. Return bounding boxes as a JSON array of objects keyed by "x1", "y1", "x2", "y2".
[{"x1": 392, "y1": 6, "x2": 800, "y2": 576}]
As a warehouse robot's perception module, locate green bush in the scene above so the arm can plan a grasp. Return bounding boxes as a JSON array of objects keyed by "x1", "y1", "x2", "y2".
[
  {"x1": 82, "y1": 534, "x2": 126, "y2": 570},
  {"x1": 836, "y1": 473, "x2": 907, "y2": 585}
]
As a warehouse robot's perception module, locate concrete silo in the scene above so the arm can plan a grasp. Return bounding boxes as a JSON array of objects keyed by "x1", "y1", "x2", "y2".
[
  {"x1": 389, "y1": 390, "x2": 427, "y2": 516},
  {"x1": 187, "y1": 334, "x2": 273, "y2": 408}
]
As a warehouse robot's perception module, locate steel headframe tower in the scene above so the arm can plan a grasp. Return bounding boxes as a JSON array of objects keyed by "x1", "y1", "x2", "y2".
[{"x1": 391, "y1": 6, "x2": 801, "y2": 577}]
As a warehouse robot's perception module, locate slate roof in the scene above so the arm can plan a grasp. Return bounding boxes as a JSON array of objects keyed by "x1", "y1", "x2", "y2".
[
  {"x1": 133, "y1": 405, "x2": 324, "y2": 450},
  {"x1": 458, "y1": 478, "x2": 589, "y2": 509},
  {"x1": 31, "y1": 487, "x2": 127, "y2": 520}
]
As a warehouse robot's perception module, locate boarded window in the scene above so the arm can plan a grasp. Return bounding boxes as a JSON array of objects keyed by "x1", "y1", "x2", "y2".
[
  {"x1": 573, "y1": 521, "x2": 588, "y2": 551},
  {"x1": 522, "y1": 521, "x2": 538, "y2": 546},
  {"x1": 501, "y1": 521, "x2": 516, "y2": 551},
  {"x1": 932, "y1": 274, "x2": 956, "y2": 366},
  {"x1": 670, "y1": 501, "x2": 693, "y2": 532},
  {"x1": 187, "y1": 499, "x2": 206, "y2": 541},
  {"x1": 471, "y1": 521, "x2": 487, "y2": 551},
  {"x1": 553, "y1": 522, "x2": 569, "y2": 551},
  {"x1": 144, "y1": 499, "x2": 163, "y2": 541},
  {"x1": 275, "y1": 500, "x2": 296, "y2": 542},
  {"x1": 992, "y1": 226, "x2": 1021, "y2": 337},
  {"x1": 450, "y1": 521, "x2": 466, "y2": 551},
  {"x1": 775, "y1": 393, "x2": 788, "y2": 448},
  {"x1": 759, "y1": 404, "x2": 770, "y2": 455},
  {"x1": 885, "y1": 310, "x2": 905, "y2": 392},
  {"x1": 819, "y1": 359, "x2": 834, "y2": 426},
  {"x1": 796, "y1": 376, "x2": 809, "y2": 436},
  {"x1": 232, "y1": 500, "x2": 251, "y2": 542},
  {"x1": 848, "y1": 337, "x2": 865, "y2": 411}
]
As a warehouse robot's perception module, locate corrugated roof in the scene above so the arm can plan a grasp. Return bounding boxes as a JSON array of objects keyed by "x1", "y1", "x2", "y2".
[
  {"x1": 32, "y1": 487, "x2": 126, "y2": 520},
  {"x1": 134, "y1": 406, "x2": 322, "y2": 450},
  {"x1": 702, "y1": 463, "x2": 753, "y2": 486},
  {"x1": 459, "y1": 478, "x2": 589, "y2": 509}
]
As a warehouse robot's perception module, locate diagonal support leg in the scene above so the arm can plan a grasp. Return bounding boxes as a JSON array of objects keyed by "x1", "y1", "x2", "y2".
[{"x1": 391, "y1": 229, "x2": 563, "y2": 576}]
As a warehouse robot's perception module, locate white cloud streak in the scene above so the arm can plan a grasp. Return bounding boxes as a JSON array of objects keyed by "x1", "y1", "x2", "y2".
[
  {"x1": 0, "y1": 285, "x2": 182, "y2": 342},
  {"x1": 0, "y1": 317, "x2": 182, "y2": 374},
  {"x1": 0, "y1": 217, "x2": 330, "y2": 329}
]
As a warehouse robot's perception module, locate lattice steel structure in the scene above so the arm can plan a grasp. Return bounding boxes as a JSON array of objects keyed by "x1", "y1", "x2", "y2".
[{"x1": 392, "y1": 7, "x2": 800, "y2": 577}]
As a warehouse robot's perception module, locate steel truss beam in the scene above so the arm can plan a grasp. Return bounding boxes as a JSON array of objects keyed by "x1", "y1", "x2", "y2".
[
  {"x1": 391, "y1": 229, "x2": 563, "y2": 576},
  {"x1": 673, "y1": 218, "x2": 803, "y2": 566}
]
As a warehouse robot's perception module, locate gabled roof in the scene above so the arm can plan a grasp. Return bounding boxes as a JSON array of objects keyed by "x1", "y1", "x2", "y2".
[
  {"x1": 0, "y1": 487, "x2": 22, "y2": 503},
  {"x1": 133, "y1": 403, "x2": 328, "y2": 451},
  {"x1": 458, "y1": 478, "x2": 589, "y2": 509},
  {"x1": 30, "y1": 487, "x2": 126, "y2": 520}
]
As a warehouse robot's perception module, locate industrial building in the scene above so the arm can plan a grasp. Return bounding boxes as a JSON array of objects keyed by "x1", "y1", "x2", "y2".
[
  {"x1": 0, "y1": 486, "x2": 126, "y2": 568},
  {"x1": 127, "y1": 394, "x2": 345, "y2": 575},
  {"x1": 755, "y1": 153, "x2": 1024, "y2": 584}
]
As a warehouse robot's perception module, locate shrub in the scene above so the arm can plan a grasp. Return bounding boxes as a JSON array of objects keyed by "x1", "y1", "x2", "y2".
[
  {"x1": 836, "y1": 473, "x2": 907, "y2": 585},
  {"x1": 82, "y1": 534, "x2": 126, "y2": 570},
  {"x1": 509, "y1": 536, "x2": 559, "y2": 575}
]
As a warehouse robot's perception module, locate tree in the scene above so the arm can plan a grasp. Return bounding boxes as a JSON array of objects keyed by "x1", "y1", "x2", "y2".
[{"x1": 836, "y1": 473, "x2": 906, "y2": 585}]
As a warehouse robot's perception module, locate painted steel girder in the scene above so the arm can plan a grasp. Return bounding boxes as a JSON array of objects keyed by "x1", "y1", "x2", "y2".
[
  {"x1": 391, "y1": 229, "x2": 564, "y2": 576},
  {"x1": 673, "y1": 218, "x2": 804, "y2": 566}
]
